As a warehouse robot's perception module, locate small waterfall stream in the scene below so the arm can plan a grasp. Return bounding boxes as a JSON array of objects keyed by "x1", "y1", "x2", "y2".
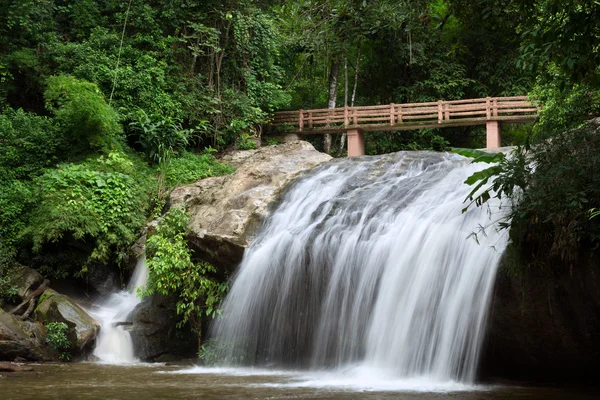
[
  {"x1": 210, "y1": 151, "x2": 508, "y2": 383},
  {"x1": 91, "y1": 255, "x2": 149, "y2": 363}
]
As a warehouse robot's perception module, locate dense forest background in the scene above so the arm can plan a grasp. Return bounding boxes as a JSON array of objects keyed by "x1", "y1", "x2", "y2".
[{"x1": 0, "y1": 0, "x2": 599, "y2": 333}]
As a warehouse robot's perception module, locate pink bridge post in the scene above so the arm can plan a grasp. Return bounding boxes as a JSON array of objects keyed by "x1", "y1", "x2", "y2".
[
  {"x1": 347, "y1": 129, "x2": 365, "y2": 157},
  {"x1": 486, "y1": 121, "x2": 501, "y2": 149}
]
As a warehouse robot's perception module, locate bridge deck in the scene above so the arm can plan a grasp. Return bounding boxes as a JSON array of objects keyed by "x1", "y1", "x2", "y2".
[{"x1": 272, "y1": 96, "x2": 538, "y2": 134}]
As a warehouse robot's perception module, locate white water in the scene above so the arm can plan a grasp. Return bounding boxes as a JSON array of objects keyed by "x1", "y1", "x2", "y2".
[
  {"x1": 210, "y1": 151, "x2": 508, "y2": 384},
  {"x1": 91, "y1": 255, "x2": 149, "y2": 363}
]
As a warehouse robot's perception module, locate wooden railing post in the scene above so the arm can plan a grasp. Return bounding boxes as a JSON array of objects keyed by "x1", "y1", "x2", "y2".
[
  {"x1": 353, "y1": 109, "x2": 358, "y2": 125},
  {"x1": 344, "y1": 106, "x2": 349, "y2": 128},
  {"x1": 390, "y1": 103, "x2": 395, "y2": 126},
  {"x1": 437, "y1": 100, "x2": 443, "y2": 124},
  {"x1": 444, "y1": 102, "x2": 450, "y2": 121},
  {"x1": 485, "y1": 97, "x2": 491, "y2": 120},
  {"x1": 398, "y1": 105, "x2": 403, "y2": 123},
  {"x1": 492, "y1": 98, "x2": 498, "y2": 117},
  {"x1": 308, "y1": 111, "x2": 313, "y2": 128},
  {"x1": 299, "y1": 109, "x2": 304, "y2": 132}
]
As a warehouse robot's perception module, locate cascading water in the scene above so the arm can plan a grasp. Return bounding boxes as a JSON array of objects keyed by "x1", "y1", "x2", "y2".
[
  {"x1": 91, "y1": 254, "x2": 149, "y2": 363},
  {"x1": 210, "y1": 151, "x2": 508, "y2": 384}
]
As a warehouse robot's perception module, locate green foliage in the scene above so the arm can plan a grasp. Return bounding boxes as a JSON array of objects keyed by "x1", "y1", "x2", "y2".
[
  {"x1": 366, "y1": 130, "x2": 450, "y2": 155},
  {"x1": 26, "y1": 151, "x2": 151, "y2": 276},
  {"x1": 0, "y1": 264, "x2": 18, "y2": 306},
  {"x1": 163, "y1": 152, "x2": 235, "y2": 189},
  {"x1": 460, "y1": 121, "x2": 600, "y2": 270},
  {"x1": 44, "y1": 75, "x2": 122, "y2": 155},
  {"x1": 0, "y1": 108, "x2": 57, "y2": 268},
  {"x1": 145, "y1": 207, "x2": 228, "y2": 337},
  {"x1": 531, "y1": 77, "x2": 600, "y2": 138},
  {"x1": 129, "y1": 110, "x2": 191, "y2": 166},
  {"x1": 45, "y1": 322, "x2": 72, "y2": 361}
]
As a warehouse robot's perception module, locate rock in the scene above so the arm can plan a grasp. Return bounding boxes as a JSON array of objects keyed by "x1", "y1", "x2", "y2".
[
  {"x1": 0, "y1": 309, "x2": 50, "y2": 361},
  {"x1": 11, "y1": 265, "x2": 45, "y2": 301},
  {"x1": 33, "y1": 289, "x2": 100, "y2": 355},
  {"x1": 0, "y1": 362, "x2": 33, "y2": 372},
  {"x1": 481, "y1": 257, "x2": 600, "y2": 383},
  {"x1": 128, "y1": 295, "x2": 196, "y2": 361},
  {"x1": 170, "y1": 141, "x2": 331, "y2": 271}
]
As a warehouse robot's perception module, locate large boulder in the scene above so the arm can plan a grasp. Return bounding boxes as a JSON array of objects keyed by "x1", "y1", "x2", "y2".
[
  {"x1": 11, "y1": 264, "x2": 46, "y2": 302},
  {"x1": 170, "y1": 141, "x2": 331, "y2": 271},
  {"x1": 0, "y1": 309, "x2": 50, "y2": 361},
  {"x1": 481, "y1": 256, "x2": 600, "y2": 383},
  {"x1": 128, "y1": 295, "x2": 196, "y2": 361},
  {"x1": 33, "y1": 289, "x2": 100, "y2": 355}
]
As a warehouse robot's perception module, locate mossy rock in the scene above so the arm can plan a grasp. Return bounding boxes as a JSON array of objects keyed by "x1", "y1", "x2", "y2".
[
  {"x1": 34, "y1": 289, "x2": 99, "y2": 354},
  {"x1": 0, "y1": 309, "x2": 50, "y2": 361}
]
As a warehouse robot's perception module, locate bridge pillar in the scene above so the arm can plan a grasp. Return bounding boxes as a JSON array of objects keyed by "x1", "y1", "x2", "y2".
[
  {"x1": 347, "y1": 129, "x2": 365, "y2": 157},
  {"x1": 486, "y1": 121, "x2": 501, "y2": 148}
]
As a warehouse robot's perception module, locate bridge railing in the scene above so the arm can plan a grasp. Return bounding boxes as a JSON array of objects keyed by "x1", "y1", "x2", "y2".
[{"x1": 272, "y1": 96, "x2": 538, "y2": 132}]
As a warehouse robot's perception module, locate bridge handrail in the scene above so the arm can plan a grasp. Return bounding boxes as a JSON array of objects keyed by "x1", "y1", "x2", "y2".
[{"x1": 272, "y1": 96, "x2": 538, "y2": 132}]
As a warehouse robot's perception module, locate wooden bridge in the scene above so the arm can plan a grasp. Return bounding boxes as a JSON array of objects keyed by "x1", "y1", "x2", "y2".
[{"x1": 271, "y1": 96, "x2": 538, "y2": 156}]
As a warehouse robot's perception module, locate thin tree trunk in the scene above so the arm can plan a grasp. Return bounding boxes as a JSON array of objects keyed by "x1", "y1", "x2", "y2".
[
  {"x1": 336, "y1": 57, "x2": 349, "y2": 157},
  {"x1": 351, "y1": 42, "x2": 361, "y2": 107},
  {"x1": 338, "y1": 43, "x2": 362, "y2": 157},
  {"x1": 324, "y1": 58, "x2": 340, "y2": 154}
]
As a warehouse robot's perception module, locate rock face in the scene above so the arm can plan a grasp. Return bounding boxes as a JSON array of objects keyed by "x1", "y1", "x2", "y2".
[
  {"x1": 170, "y1": 141, "x2": 331, "y2": 271},
  {"x1": 481, "y1": 257, "x2": 600, "y2": 383},
  {"x1": 11, "y1": 264, "x2": 46, "y2": 301},
  {"x1": 33, "y1": 289, "x2": 100, "y2": 355},
  {"x1": 0, "y1": 309, "x2": 50, "y2": 361},
  {"x1": 128, "y1": 295, "x2": 196, "y2": 361}
]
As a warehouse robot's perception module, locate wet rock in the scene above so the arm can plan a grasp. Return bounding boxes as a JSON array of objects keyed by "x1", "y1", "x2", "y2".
[
  {"x1": 128, "y1": 295, "x2": 196, "y2": 361},
  {"x1": 481, "y1": 257, "x2": 600, "y2": 383},
  {"x1": 11, "y1": 265, "x2": 46, "y2": 302},
  {"x1": 0, "y1": 309, "x2": 50, "y2": 361},
  {"x1": 0, "y1": 362, "x2": 34, "y2": 372},
  {"x1": 33, "y1": 289, "x2": 100, "y2": 355},
  {"x1": 170, "y1": 141, "x2": 331, "y2": 271}
]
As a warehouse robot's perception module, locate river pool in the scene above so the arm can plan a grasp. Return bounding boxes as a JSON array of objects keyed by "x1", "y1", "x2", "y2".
[{"x1": 1, "y1": 363, "x2": 598, "y2": 399}]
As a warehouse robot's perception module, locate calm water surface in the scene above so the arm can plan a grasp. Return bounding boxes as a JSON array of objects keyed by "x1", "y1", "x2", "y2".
[{"x1": 1, "y1": 363, "x2": 598, "y2": 399}]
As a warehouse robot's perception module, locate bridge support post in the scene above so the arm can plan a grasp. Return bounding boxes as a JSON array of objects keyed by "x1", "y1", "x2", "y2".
[
  {"x1": 486, "y1": 121, "x2": 501, "y2": 149},
  {"x1": 347, "y1": 129, "x2": 365, "y2": 157}
]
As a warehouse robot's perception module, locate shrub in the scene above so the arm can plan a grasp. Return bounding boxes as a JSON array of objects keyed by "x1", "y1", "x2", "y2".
[
  {"x1": 163, "y1": 151, "x2": 234, "y2": 188},
  {"x1": 145, "y1": 207, "x2": 228, "y2": 340},
  {"x1": 44, "y1": 75, "x2": 122, "y2": 156},
  {"x1": 26, "y1": 151, "x2": 152, "y2": 276},
  {"x1": 45, "y1": 322, "x2": 72, "y2": 361}
]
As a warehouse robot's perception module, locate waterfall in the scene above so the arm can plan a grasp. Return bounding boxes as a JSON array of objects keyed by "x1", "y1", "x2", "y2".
[
  {"x1": 209, "y1": 151, "x2": 508, "y2": 383},
  {"x1": 91, "y1": 254, "x2": 149, "y2": 363}
]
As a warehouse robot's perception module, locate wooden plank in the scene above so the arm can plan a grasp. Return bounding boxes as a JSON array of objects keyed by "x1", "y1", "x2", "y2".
[
  {"x1": 438, "y1": 101, "x2": 443, "y2": 123},
  {"x1": 390, "y1": 103, "x2": 395, "y2": 126},
  {"x1": 299, "y1": 109, "x2": 304, "y2": 132},
  {"x1": 450, "y1": 110, "x2": 489, "y2": 117}
]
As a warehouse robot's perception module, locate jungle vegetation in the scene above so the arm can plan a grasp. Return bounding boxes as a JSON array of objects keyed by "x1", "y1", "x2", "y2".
[{"x1": 0, "y1": 0, "x2": 598, "y2": 325}]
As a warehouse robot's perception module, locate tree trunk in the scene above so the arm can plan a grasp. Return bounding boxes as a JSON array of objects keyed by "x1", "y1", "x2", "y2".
[
  {"x1": 324, "y1": 58, "x2": 340, "y2": 154},
  {"x1": 338, "y1": 43, "x2": 362, "y2": 157}
]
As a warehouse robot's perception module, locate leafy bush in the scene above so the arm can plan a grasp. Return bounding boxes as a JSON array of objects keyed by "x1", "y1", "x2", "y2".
[
  {"x1": 531, "y1": 73, "x2": 600, "y2": 139},
  {"x1": 145, "y1": 207, "x2": 228, "y2": 339},
  {"x1": 26, "y1": 151, "x2": 152, "y2": 276},
  {"x1": 45, "y1": 322, "x2": 72, "y2": 361},
  {"x1": 44, "y1": 75, "x2": 122, "y2": 156},
  {"x1": 459, "y1": 119, "x2": 600, "y2": 271},
  {"x1": 163, "y1": 151, "x2": 235, "y2": 188},
  {"x1": 0, "y1": 108, "x2": 57, "y2": 268},
  {"x1": 129, "y1": 110, "x2": 191, "y2": 166}
]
